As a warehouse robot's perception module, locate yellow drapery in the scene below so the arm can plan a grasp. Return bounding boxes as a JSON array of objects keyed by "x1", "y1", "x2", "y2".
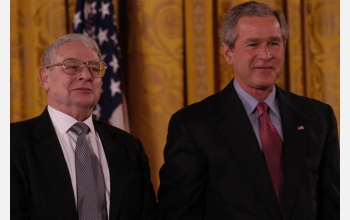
[{"x1": 10, "y1": 0, "x2": 340, "y2": 194}]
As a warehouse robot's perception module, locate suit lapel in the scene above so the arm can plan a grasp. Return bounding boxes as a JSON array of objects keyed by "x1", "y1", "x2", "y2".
[
  {"x1": 216, "y1": 82, "x2": 281, "y2": 219},
  {"x1": 276, "y1": 88, "x2": 309, "y2": 220},
  {"x1": 95, "y1": 123, "x2": 128, "y2": 220},
  {"x1": 32, "y1": 109, "x2": 78, "y2": 219},
  {"x1": 31, "y1": 109, "x2": 129, "y2": 220}
]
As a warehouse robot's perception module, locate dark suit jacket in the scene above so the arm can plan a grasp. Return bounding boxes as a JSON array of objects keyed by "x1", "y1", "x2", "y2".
[
  {"x1": 11, "y1": 108, "x2": 163, "y2": 220},
  {"x1": 158, "y1": 80, "x2": 340, "y2": 220}
]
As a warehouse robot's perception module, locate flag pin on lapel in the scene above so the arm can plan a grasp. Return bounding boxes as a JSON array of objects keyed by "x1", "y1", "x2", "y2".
[{"x1": 297, "y1": 126, "x2": 304, "y2": 130}]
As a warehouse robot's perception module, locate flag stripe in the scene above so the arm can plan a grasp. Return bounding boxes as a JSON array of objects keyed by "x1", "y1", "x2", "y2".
[{"x1": 73, "y1": 0, "x2": 129, "y2": 132}]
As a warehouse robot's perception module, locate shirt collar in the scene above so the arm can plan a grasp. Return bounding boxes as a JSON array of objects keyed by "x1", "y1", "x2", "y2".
[
  {"x1": 47, "y1": 105, "x2": 96, "y2": 135},
  {"x1": 233, "y1": 79, "x2": 280, "y2": 118}
]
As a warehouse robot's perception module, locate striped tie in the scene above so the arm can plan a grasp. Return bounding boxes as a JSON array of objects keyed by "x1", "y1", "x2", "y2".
[{"x1": 70, "y1": 123, "x2": 107, "y2": 220}]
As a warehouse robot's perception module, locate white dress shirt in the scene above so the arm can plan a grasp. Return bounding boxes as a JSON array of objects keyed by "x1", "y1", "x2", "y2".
[{"x1": 47, "y1": 105, "x2": 110, "y2": 217}]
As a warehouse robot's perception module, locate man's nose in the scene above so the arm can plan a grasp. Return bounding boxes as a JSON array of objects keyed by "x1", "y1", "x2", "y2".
[
  {"x1": 258, "y1": 45, "x2": 273, "y2": 60},
  {"x1": 78, "y1": 63, "x2": 93, "y2": 80}
]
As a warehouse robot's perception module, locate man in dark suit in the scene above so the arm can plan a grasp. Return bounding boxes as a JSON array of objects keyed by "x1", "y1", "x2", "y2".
[
  {"x1": 158, "y1": 1, "x2": 340, "y2": 219},
  {"x1": 11, "y1": 33, "x2": 163, "y2": 219}
]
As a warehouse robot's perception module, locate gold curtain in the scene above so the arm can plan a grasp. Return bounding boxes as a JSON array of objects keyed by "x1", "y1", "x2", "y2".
[
  {"x1": 10, "y1": 0, "x2": 76, "y2": 122},
  {"x1": 10, "y1": 0, "x2": 340, "y2": 194},
  {"x1": 120, "y1": 0, "x2": 184, "y2": 193}
]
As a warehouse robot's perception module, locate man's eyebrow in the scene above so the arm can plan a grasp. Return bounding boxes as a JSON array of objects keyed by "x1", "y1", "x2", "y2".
[{"x1": 245, "y1": 38, "x2": 260, "y2": 42}]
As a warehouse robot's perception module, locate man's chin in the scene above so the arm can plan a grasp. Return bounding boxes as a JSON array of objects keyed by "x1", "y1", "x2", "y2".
[
  {"x1": 254, "y1": 81, "x2": 275, "y2": 91},
  {"x1": 75, "y1": 101, "x2": 98, "y2": 110},
  {"x1": 255, "y1": 76, "x2": 277, "y2": 88}
]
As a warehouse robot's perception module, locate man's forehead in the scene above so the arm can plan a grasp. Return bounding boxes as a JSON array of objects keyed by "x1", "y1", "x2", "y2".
[
  {"x1": 236, "y1": 16, "x2": 282, "y2": 37},
  {"x1": 56, "y1": 42, "x2": 99, "y2": 58},
  {"x1": 237, "y1": 15, "x2": 280, "y2": 26},
  {"x1": 243, "y1": 36, "x2": 283, "y2": 42},
  {"x1": 58, "y1": 41, "x2": 88, "y2": 49}
]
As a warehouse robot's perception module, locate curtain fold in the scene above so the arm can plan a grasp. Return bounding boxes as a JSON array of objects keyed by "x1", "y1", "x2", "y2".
[
  {"x1": 121, "y1": 0, "x2": 184, "y2": 193},
  {"x1": 10, "y1": 0, "x2": 76, "y2": 122},
  {"x1": 185, "y1": 0, "x2": 215, "y2": 105}
]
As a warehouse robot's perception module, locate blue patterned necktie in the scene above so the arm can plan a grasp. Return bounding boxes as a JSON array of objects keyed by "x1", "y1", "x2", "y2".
[{"x1": 70, "y1": 122, "x2": 107, "y2": 220}]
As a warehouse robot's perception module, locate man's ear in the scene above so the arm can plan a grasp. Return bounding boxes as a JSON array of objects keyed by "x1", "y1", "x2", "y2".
[
  {"x1": 38, "y1": 67, "x2": 50, "y2": 91},
  {"x1": 221, "y1": 43, "x2": 234, "y2": 66}
]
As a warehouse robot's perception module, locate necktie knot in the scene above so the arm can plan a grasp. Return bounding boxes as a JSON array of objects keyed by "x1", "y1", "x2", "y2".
[
  {"x1": 70, "y1": 122, "x2": 89, "y2": 135},
  {"x1": 257, "y1": 102, "x2": 268, "y2": 116}
]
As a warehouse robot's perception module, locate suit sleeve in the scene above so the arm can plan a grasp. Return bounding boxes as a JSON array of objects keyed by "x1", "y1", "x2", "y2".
[
  {"x1": 10, "y1": 124, "x2": 31, "y2": 220},
  {"x1": 158, "y1": 112, "x2": 207, "y2": 219},
  {"x1": 136, "y1": 139, "x2": 165, "y2": 220},
  {"x1": 318, "y1": 104, "x2": 340, "y2": 219}
]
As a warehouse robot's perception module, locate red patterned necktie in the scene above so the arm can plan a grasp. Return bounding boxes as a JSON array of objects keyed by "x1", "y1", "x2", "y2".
[{"x1": 256, "y1": 102, "x2": 284, "y2": 212}]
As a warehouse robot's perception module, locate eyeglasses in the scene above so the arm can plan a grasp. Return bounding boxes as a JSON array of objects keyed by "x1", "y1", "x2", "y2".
[{"x1": 46, "y1": 58, "x2": 107, "y2": 78}]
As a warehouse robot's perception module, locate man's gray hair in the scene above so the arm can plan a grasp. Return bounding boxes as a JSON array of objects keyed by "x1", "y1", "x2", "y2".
[
  {"x1": 221, "y1": 1, "x2": 289, "y2": 49},
  {"x1": 43, "y1": 33, "x2": 102, "y2": 67}
]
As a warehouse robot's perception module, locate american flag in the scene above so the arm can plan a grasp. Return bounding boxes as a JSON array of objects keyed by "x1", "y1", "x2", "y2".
[{"x1": 73, "y1": 0, "x2": 129, "y2": 132}]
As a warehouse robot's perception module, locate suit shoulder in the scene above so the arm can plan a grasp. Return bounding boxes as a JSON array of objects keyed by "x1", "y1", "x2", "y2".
[
  {"x1": 174, "y1": 92, "x2": 220, "y2": 116},
  {"x1": 11, "y1": 116, "x2": 38, "y2": 128},
  {"x1": 175, "y1": 81, "x2": 234, "y2": 117},
  {"x1": 11, "y1": 116, "x2": 40, "y2": 138},
  {"x1": 93, "y1": 121, "x2": 139, "y2": 142},
  {"x1": 93, "y1": 122, "x2": 149, "y2": 161},
  {"x1": 280, "y1": 89, "x2": 331, "y2": 108},
  {"x1": 278, "y1": 88, "x2": 336, "y2": 121},
  {"x1": 10, "y1": 116, "x2": 44, "y2": 159}
]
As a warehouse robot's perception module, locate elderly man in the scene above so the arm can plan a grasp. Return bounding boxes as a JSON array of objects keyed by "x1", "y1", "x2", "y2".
[{"x1": 11, "y1": 33, "x2": 163, "y2": 220}]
